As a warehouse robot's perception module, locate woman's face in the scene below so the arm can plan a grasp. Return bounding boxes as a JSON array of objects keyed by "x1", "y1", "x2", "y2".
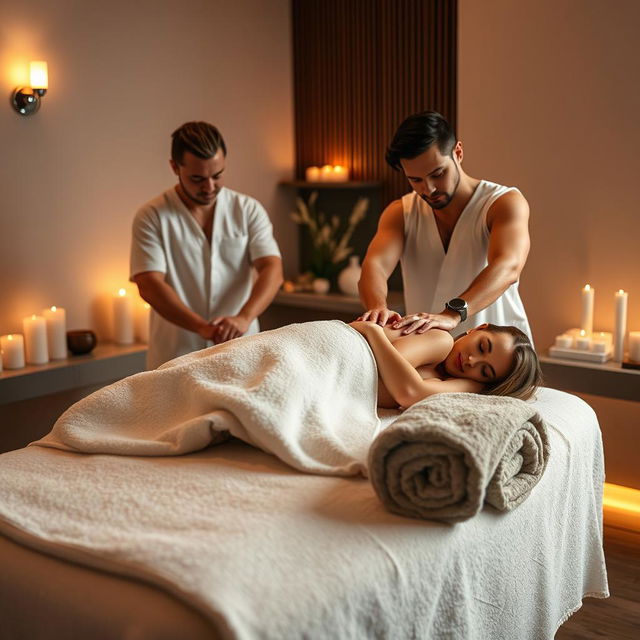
[{"x1": 443, "y1": 326, "x2": 515, "y2": 384}]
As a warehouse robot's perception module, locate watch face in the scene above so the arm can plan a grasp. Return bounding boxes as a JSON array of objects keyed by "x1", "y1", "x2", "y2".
[{"x1": 449, "y1": 298, "x2": 466, "y2": 310}]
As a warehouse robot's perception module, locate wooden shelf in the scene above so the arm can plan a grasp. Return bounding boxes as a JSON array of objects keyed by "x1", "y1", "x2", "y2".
[
  {"x1": 273, "y1": 290, "x2": 405, "y2": 315},
  {"x1": 279, "y1": 180, "x2": 383, "y2": 189},
  {"x1": 539, "y1": 354, "x2": 640, "y2": 402},
  {"x1": 0, "y1": 343, "x2": 147, "y2": 405}
]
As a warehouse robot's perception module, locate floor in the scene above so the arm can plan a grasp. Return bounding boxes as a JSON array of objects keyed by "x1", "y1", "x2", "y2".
[{"x1": 555, "y1": 525, "x2": 640, "y2": 639}]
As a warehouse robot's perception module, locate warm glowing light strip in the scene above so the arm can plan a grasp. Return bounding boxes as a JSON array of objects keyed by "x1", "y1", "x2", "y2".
[{"x1": 602, "y1": 483, "x2": 640, "y2": 532}]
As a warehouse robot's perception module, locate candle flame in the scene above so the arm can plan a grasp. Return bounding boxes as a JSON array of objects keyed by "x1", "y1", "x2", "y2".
[
  {"x1": 580, "y1": 330, "x2": 586, "y2": 337},
  {"x1": 118, "y1": 288, "x2": 126, "y2": 296},
  {"x1": 31, "y1": 314, "x2": 36, "y2": 319},
  {"x1": 584, "y1": 284, "x2": 591, "y2": 290},
  {"x1": 51, "y1": 305, "x2": 57, "y2": 312},
  {"x1": 618, "y1": 289, "x2": 626, "y2": 294},
  {"x1": 8, "y1": 335, "x2": 13, "y2": 341}
]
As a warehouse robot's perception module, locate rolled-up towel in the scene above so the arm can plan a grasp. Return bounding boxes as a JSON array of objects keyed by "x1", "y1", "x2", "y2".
[{"x1": 368, "y1": 393, "x2": 549, "y2": 523}]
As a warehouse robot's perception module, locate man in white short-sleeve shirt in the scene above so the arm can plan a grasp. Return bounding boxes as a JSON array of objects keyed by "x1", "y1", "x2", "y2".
[{"x1": 130, "y1": 121, "x2": 283, "y2": 369}]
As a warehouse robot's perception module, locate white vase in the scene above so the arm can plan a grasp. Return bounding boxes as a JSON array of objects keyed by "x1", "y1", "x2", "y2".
[
  {"x1": 338, "y1": 255, "x2": 362, "y2": 297},
  {"x1": 312, "y1": 278, "x2": 330, "y2": 294}
]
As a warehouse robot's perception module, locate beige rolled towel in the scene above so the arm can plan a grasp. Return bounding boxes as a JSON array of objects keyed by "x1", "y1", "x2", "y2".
[{"x1": 368, "y1": 393, "x2": 549, "y2": 523}]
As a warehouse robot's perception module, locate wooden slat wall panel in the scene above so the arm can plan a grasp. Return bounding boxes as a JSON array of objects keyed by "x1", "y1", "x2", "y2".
[{"x1": 292, "y1": 0, "x2": 457, "y2": 204}]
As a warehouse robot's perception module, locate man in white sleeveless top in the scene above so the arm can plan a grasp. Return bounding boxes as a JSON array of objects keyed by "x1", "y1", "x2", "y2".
[
  {"x1": 358, "y1": 111, "x2": 532, "y2": 342},
  {"x1": 130, "y1": 122, "x2": 283, "y2": 369}
]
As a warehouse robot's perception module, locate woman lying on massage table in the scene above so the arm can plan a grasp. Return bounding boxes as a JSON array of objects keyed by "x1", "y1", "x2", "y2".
[{"x1": 349, "y1": 321, "x2": 542, "y2": 409}]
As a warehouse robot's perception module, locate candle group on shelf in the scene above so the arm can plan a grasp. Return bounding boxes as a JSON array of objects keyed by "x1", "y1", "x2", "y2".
[
  {"x1": 552, "y1": 284, "x2": 637, "y2": 363},
  {"x1": 554, "y1": 329, "x2": 613, "y2": 353},
  {"x1": 305, "y1": 165, "x2": 349, "y2": 182}
]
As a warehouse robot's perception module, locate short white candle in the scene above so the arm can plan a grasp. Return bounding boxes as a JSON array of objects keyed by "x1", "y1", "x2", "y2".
[
  {"x1": 595, "y1": 331, "x2": 612, "y2": 346},
  {"x1": 23, "y1": 314, "x2": 49, "y2": 364},
  {"x1": 629, "y1": 331, "x2": 640, "y2": 362},
  {"x1": 591, "y1": 340, "x2": 608, "y2": 354},
  {"x1": 320, "y1": 164, "x2": 334, "y2": 181},
  {"x1": 42, "y1": 306, "x2": 67, "y2": 359},
  {"x1": 613, "y1": 289, "x2": 628, "y2": 362},
  {"x1": 580, "y1": 284, "x2": 594, "y2": 335},
  {"x1": 305, "y1": 166, "x2": 321, "y2": 182},
  {"x1": 113, "y1": 288, "x2": 134, "y2": 345},
  {"x1": 332, "y1": 165, "x2": 349, "y2": 182},
  {"x1": 575, "y1": 329, "x2": 591, "y2": 350},
  {"x1": 136, "y1": 302, "x2": 151, "y2": 344},
  {"x1": 554, "y1": 334, "x2": 573, "y2": 348},
  {"x1": 1, "y1": 334, "x2": 26, "y2": 369}
]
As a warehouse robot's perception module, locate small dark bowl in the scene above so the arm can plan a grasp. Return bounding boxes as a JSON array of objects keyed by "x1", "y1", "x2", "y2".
[{"x1": 66, "y1": 330, "x2": 97, "y2": 355}]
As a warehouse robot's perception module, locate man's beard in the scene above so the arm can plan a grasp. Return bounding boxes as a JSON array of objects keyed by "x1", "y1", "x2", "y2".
[{"x1": 420, "y1": 163, "x2": 460, "y2": 210}]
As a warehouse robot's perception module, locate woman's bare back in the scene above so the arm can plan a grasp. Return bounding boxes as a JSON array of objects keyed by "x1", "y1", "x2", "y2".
[{"x1": 376, "y1": 326, "x2": 452, "y2": 409}]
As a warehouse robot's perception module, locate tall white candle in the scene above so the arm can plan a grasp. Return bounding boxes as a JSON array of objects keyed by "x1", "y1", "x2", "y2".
[
  {"x1": 580, "y1": 284, "x2": 594, "y2": 335},
  {"x1": 629, "y1": 331, "x2": 640, "y2": 362},
  {"x1": 23, "y1": 315, "x2": 49, "y2": 364},
  {"x1": 136, "y1": 302, "x2": 151, "y2": 344},
  {"x1": 613, "y1": 289, "x2": 628, "y2": 362},
  {"x1": 1, "y1": 334, "x2": 26, "y2": 369},
  {"x1": 113, "y1": 289, "x2": 134, "y2": 344},
  {"x1": 42, "y1": 306, "x2": 67, "y2": 359}
]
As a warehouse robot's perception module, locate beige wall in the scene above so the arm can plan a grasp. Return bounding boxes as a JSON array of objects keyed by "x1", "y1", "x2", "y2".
[
  {"x1": 0, "y1": 0, "x2": 295, "y2": 339},
  {"x1": 459, "y1": 0, "x2": 640, "y2": 488}
]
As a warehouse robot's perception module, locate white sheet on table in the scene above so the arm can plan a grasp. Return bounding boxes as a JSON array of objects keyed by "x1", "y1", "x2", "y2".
[{"x1": 0, "y1": 388, "x2": 608, "y2": 640}]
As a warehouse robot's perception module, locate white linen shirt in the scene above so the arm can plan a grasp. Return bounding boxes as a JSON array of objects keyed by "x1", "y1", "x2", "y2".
[{"x1": 130, "y1": 186, "x2": 281, "y2": 369}]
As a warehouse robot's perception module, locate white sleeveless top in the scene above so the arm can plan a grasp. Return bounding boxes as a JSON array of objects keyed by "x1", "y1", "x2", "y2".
[{"x1": 400, "y1": 180, "x2": 532, "y2": 342}]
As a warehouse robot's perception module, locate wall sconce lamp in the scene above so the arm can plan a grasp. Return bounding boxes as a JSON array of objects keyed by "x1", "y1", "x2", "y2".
[{"x1": 12, "y1": 61, "x2": 48, "y2": 116}]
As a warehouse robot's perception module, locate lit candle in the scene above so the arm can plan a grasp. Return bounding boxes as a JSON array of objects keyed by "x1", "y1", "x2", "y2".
[
  {"x1": 42, "y1": 306, "x2": 67, "y2": 359},
  {"x1": 613, "y1": 289, "x2": 628, "y2": 362},
  {"x1": 629, "y1": 331, "x2": 640, "y2": 362},
  {"x1": 305, "y1": 166, "x2": 321, "y2": 182},
  {"x1": 575, "y1": 329, "x2": 591, "y2": 350},
  {"x1": 554, "y1": 334, "x2": 573, "y2": 348},
  {"x1": 1, "y1": 334, "x2": 26, "y2": 369},
  {"x1": 580, "y1": 284, "x2": 594, "y2": 335},
  {"x1": 22, "y1": 315, "x2": 49, "y2": 364},
  {"x1": 320, "y1": 164, "x2": 334, "y2": 181},
  {"x1": 332, "y1": 165, "x2": 349, "y2": 181},
  {"x1": 113, "y1": 288, "x2": 134, "y2": 344},
  {"x1": 591, "y1": 339, "x2": 608, "y2": 354},
  {"x1": 136, "y1": 302, "x2": 151, "y2": 344},
  {"x1": 595, "y1": 331, "x2": 612, "y2": 346}
]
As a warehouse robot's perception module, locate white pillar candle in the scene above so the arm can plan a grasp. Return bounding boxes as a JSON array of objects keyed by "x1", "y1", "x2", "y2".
[
  {"x1": 613, "y1": 289, "x2": 628, "y2": 362},
  {"x1": 580, "y1": 284, "x2": 594, "y2": 335},
  {"x1": 595, "y1": 331, "x2": 612, "y2": 346},
  {"x1": 23, "y1": 315, "x2": 49, "y2": 364},
  {"x1": 591, "y1": 339, "x2": 608, "y2": 354},
  {"x1": 575, "y1": 330, "x2": 591, "y2": 350},
  {"x1": 42, "y1": 306, "x2": 67, "y2": 359},
  {"x1": 1, "y1": 334, "x2": 26, "y2": 369},
  {"x1": 332, "y1": 165, "x2": 349, "y2": 181},
  {"x1": 305, "y1": 166, "x2": 321, "y2": 182},
  {"x1": 113, "y1": 288, "x2": 134, "y2": 345},
  {"x1": 136, "y1": 302, "x2": 151, "y2": 344},
  {"x1": 320, "y1": 164, "x2": 334, "y2": 181},
  {"x1": 554, "y1": 334, "x2": 573, "y2": 348},
  {"x1": 629, "y1": 331, "x2": 640, "y2": 362}
]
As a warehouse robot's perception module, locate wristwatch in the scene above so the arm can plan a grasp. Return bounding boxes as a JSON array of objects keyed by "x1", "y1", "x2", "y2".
[{"x1": 445, "y1": 297, "x2": 468, "y2": 322}]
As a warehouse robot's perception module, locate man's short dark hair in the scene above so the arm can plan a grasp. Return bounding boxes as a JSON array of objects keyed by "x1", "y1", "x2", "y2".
[
  {"x1": 171, "y1": 121, "x2": 227, "y2": 165},
  {"x1": 385, "y1": 111, "x2": 456, "y2": 171}
]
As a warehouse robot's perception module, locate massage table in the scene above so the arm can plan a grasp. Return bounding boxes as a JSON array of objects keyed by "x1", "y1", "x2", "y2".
[{"x1": 0, "y1": 387, "x2": 608, "y2": 640}]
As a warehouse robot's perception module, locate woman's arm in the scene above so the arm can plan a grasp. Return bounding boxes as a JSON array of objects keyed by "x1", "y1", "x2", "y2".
[{"x1": 350, "y1": 322, "x2": 481, "y2": 407}]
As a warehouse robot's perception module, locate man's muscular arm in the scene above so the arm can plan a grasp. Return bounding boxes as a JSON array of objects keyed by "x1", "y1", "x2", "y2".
[
  {"x1": 358, "y1": 200, "x2": 405, "y2": 326},
  {"x1": 133, "y1": 271, "x2": 216, "y2": 340}
]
